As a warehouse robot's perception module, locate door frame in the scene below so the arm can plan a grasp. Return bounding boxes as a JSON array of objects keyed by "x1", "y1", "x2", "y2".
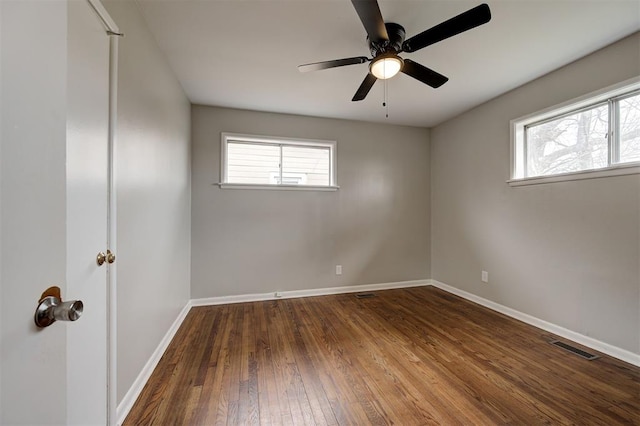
[{"x1": 85, "y1": 1, "x2": 121, "y2": 424}]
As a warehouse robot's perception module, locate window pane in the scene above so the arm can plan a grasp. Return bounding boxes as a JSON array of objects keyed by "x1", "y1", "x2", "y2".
[
  {"x1": 618, "y1": 93, "x2": 640, "y2": 164},
  {"x1": 227, "y1": 142, "x2": 280, "y2": 184},
  {"x1": 282, "y1": 145, "x2": 330, "y2": 186},
  {"x1": 526, "y1": 104, "x2": 608, "y2": 177}
]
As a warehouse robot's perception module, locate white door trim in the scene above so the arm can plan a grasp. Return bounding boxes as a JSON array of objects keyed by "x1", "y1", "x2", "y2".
[
  {"x1": 107, "y1": 33, "x2": 120, "y2": 426},
  {"x1": 88, "y1": 0, "x2": 120, "y2": 35},
  {"x1": 84, "y1": 1, "x2": 120, "y2": 424}
]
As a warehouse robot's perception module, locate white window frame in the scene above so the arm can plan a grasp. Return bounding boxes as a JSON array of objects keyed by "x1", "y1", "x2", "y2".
[
  {"x1": 509, "y1": 77, "x2": 640, "y2": 186},
  {"x1": 219, "y1": 132, "x2": 338, "y2": 191}
]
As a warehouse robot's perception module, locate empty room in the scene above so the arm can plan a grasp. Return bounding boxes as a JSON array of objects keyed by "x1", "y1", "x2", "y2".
[{"x1": 1, "y1": 0, "x2": 639, "y2": 425}]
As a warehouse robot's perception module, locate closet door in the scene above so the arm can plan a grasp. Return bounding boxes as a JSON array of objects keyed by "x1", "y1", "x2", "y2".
[{"x1": 66, "y1": 0, "x2": 113, "y2": 423}]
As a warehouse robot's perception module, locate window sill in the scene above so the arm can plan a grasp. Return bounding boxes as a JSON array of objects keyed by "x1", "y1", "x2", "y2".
[
  {"x1": 217, "y1": 183, "x2": 339, "y2": 191},
  {"x1": 507, "y1": 163, "x2": 640, "y2": 187}
]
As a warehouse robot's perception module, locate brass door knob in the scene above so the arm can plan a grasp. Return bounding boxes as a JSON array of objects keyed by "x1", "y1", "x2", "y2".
[
  {"x1": 96, "y1": 252, "x2": 106, "y2": 266},
  {"x1": 107, "y1": 250, "x2": 115, "y2": 264}
]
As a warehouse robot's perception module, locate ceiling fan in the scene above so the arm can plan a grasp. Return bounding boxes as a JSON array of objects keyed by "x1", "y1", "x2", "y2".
[{"x1": 298, "y1": 0, "x2": 491, "y2": 101}]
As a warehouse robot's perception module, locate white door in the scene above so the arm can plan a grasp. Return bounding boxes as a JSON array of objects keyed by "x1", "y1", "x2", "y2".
[
  {"x1": 0, "y1": 1, "x2": 70, "y2": 424},
  {"x1": 67, "y1": 1, "x2": 114, "y2": 424},
  {"x1": 0, "y1": 0, "x2": 117, "y2": 423}
]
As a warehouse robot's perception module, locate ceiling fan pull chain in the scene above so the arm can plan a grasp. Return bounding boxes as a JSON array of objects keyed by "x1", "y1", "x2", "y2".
[{"x1": 384, "y1": 78, "x2": 389, "y2": 118}]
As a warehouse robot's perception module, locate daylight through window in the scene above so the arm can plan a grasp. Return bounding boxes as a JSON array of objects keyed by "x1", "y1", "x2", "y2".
[
  {"x1": 220, "y1": 133, "x2": 337, "y2": 189},
  {"x1": 511, "y1": 81, "x2": 640, "y2": 183}
]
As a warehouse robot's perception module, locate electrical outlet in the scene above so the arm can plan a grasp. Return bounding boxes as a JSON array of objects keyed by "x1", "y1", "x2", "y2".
[
  {"x1": 481, "y1": 270, "x2": 489, "y2": 283},
  {"x1": 336, "y1": 265, "x2": 342, "y2": 275}
]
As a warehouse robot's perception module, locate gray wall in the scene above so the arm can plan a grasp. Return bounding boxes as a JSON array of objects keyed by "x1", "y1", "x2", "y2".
[
  {"x1": 102, "y1": 0, "x2": 192, "y2": 404},
  {"x1": 430, "y1": 33, "x2": 640, "y2": 355},
  {"x1": 191, "y1": 106, "x2": 430, "y2": 299}
]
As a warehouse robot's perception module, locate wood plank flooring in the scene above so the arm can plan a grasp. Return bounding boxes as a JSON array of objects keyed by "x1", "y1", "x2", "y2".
[{"x1": 124, "y1": 287, "x2": 640, "y2": 425}]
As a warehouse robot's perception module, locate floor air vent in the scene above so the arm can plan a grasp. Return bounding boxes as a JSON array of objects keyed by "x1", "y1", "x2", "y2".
[
  {"x1": 355, "y1": 293, "x2": 376, "y2": 299},
  {"x1": 549, "y1": 340, "x2": 599, "y2": 360}
]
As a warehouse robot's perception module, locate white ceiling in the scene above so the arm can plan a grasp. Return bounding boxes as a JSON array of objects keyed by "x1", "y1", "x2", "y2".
[{"x1": 136, "y1": 0, "x2": 640, "y2": 128}]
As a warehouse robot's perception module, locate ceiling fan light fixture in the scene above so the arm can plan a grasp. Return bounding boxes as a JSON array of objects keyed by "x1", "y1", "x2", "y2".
[{"x1": 370, "y1": 55, "x2": 403, "y2": 80}]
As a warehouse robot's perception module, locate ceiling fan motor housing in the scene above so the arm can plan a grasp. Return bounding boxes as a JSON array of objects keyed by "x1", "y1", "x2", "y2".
[{"x1": 368, "y1": 22, "x2": 406, "y2": 56}]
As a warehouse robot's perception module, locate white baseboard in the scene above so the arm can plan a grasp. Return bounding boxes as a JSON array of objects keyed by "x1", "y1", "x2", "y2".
[
  {"x1": 429, "y1": 279, "x2": 640, "y2": 367},
  {"x1": 116, "y1": 301, "x2": 193, "y2": 426},
  {"x1": 190, "y1": 279, "x2": 430, "y2": 307}
]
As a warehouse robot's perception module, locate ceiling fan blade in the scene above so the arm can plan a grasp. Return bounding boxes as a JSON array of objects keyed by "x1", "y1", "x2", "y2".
[
  {"x1": 351, "y1": 0, "x2": 389, "y2": 43},
  {"x1": 402, "y1": 3, "x2": 491, "y2": 53},
  {"x1": 352, "y1": 73, "x2": 377, "y2": 101},
  {"x1": 298, "y1": 56, "x2": 369, "y2": 73},
  {"x1": 401, "y1": 59, "x2": 448, "y2": 88}
]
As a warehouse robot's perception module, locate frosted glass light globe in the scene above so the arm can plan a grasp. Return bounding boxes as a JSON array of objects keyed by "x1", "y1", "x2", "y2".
[{"x1": 370, "y1": 56, "x2": 403, "y2": 79}]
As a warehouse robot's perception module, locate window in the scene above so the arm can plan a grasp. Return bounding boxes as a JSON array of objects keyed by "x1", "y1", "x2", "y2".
[
  {"x1": 510, "y1": 79, "x2": 640, "y2": 185},
  {"x1": 220, "y1": 133, "x2": 337, "y2": 190}
]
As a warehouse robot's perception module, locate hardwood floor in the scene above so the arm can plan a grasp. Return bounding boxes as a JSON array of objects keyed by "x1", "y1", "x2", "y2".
[{"x1": 124, "y1": 287, "x2": 640, "y2": 425}]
